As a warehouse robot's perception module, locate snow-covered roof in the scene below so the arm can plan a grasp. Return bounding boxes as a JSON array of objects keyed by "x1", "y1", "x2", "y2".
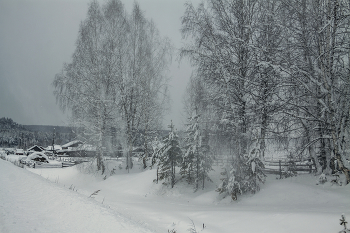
[
  {"x1": 62, "y1": 140, "x2": 83, "y2": 148},
  {"x1": 26, "y1": 152, "x2": 49, "y2": 161},
  {"x1": 27, "y1": 145, "x2": 44, "y2": 152},
  {"x1": 46, "y1": 145, "x2": 62, "y2": 151},
  {"x1": 77, "y1": 144, "x2": 96, "y2": 151}
]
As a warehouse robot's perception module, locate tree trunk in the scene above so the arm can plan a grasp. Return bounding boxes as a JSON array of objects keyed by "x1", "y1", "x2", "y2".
[
  {"x1": 309, "y1": 144, "x2": 322, "y2": 175},
  {"x1": 196, "y1": 148, "x2": 199, "y2": 191}
]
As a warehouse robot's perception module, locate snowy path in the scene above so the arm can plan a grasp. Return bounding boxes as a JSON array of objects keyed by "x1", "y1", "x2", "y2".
[{"x1": 0, "y1": 159, "x2": 154, "y2": 233}]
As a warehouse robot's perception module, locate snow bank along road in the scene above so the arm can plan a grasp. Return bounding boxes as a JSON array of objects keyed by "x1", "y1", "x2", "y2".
[{"x1": 0, "y1": 159, "x2": 154, "y2": 233}]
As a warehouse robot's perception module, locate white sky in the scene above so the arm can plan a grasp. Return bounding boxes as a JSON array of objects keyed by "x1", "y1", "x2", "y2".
[{"x1": 0, "y1": 0, "x2": 200, "y2": 129}]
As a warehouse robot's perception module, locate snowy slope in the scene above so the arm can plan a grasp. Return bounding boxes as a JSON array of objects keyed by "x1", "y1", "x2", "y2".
[
  {"x1": 2, "y1": 156, "x2": 350, "y2": 233},
  {"x1": 0, "y1": 159, "x2": 154, "y2": 233}
]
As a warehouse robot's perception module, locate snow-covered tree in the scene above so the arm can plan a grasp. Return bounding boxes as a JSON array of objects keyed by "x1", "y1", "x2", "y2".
[
  {"x1": 181, "y1": 0, "x2": 259, "y2": 156},
  {"x1": 152, "y1": 121, "x2": 182, "y2": 188},
  {"x1": 180, "y1": 0, "x2": 284, "y2": 159},
  {"x1": 53, "y1": 0, "x2": 123, "y2": 173},
  {"x1": 119, "y1": 3, "x2": 171, "y2": 171},
  {"x1": 181, "y1": 0, "x2": 350, "y2": 185},
  {"x1": 279, "y1": 0, "x2": 350, "y2": 182},
  {"x1": 182, "y1": 113, "x2": 213, "y2": 191},
  {"x1": 216, "y1": 144, "x2": 266, "y2": 200},
  {"x1": 53, "y1": 0, "x2": 171, "y2": 173}
]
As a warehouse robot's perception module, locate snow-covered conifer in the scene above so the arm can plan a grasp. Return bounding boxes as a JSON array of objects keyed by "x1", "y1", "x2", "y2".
[
  {"x1": 217, "y1": 144, "x2": 266, "y2": 200},
  {"x1": 152, "y1": 121, "x2": 182, "y2": 188},
  {"x1": 182, "y1": 113, "x2": 213, "y2": 191}
]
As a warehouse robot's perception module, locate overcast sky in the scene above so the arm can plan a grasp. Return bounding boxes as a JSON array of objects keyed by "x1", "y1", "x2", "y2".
[{"x1": 0, "y1": 0, "x2": 200, "y2": 129}]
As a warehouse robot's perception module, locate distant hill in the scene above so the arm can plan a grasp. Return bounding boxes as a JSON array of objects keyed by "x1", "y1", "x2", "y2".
[
  {"x1": 0, "y1": 117, "x2": 76, "y2": 148},
  {"x1": 23, "y1": 125, "x2": 73, "y2": 134},
  {"x1": 1, "y1": 117, "x2": 172, "y2": 148},
  {"x1": 0, "y1": 117, "x2": 26, "y2": 132}
]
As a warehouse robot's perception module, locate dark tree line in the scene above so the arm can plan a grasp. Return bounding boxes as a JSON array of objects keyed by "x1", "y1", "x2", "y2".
[{"x1": 0, "y1": 118, "x2": 75, "y2": 148}]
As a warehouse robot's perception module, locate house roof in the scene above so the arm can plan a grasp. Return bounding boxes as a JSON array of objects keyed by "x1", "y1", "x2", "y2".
[
  {"x1": 27, "y1": 145, "x2": 44, "y2": 152},
  {"x1": 46, "y1": 145, "x2": 62, "y2": 151},
  {"x1": 62, "y1": 140, "x2": 83, "y2": 148},
  {"x1": 77, "y1": 144, "x2": 96, "y2": 151}
]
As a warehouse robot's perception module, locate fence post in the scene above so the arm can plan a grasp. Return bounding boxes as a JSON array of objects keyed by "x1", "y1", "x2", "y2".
[
  {"x1": 309, "y1": 163, "x2": 312, "y2": 173},
  {"x1": 279, "y1": 160, "x2": 282, "y2": 179}
]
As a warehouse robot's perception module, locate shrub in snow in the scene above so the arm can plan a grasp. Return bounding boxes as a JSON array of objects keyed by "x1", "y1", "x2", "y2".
[
  {"x1": 316, "y1": 173, "x2": 327, "y2": 185},
  {"x1": 283, "y1": 155, "x2": 297, "y2": 178},
  {"x1": 331, "y1": 173, "x2": 342, "y2": 186},
  {"x1": 217, "y1": 148, "x2": 266, "y2": 200},
  {"x1": 12, "y1": 159, "x2": 24, "y2": 168},
  {"x1": 89, "y1": 190, "x2": 100, "y2": 198},
  {"x1": 339, "y1": 214, "x2": 350, "y2": 233},
  {"x1": 138, "y1": 131, "x2": 158, "y2": 169},
  {"x1": 76, "y1": 159, "x2": 101, "y2": 175},
  {"x1": 187, "y1": 219, "x2": 198, "y2": 233}
]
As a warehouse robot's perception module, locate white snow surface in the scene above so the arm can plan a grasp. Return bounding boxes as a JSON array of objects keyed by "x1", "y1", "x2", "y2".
[
  {"x1": 0, "y1": 159, "x2": 153, "y2": 233},
  {"x1": 26, "y1": 152, "x2": 49, "y2": 161},
  {"x1": 1, "y1": 157, "x2": 350, "y2": 233}
]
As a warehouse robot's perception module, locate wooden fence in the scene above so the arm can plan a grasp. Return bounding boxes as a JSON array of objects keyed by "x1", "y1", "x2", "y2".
[
  {"x1": 213, "y1": 156, "x2": 315, "y2": 177},
  {"x1": 264, "y1": 160, "x2": 315, "y2": 178}
]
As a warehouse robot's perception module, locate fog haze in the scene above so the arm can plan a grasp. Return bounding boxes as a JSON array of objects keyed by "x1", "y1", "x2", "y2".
[{"x1": 0, "y1": 0, "x2": 198, "y2": 129}]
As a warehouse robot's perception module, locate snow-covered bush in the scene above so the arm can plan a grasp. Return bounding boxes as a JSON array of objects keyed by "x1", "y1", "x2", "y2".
[
  {"x1": 76, "y1": 159, "x2": 100, "y2": 175},
  {"x1": 331, "y1": 173, "x2": 343, "y2": 186},
  {"x1": 187, "y1": 219, "x2": 199, "y2": 233},
  {"x1": 12, "y1": 159, "x2": 24, "y2": 168},
  {"x1": 339, "y1": 214, "x2": 350, "y2": 233},
  {"x1": 283, "y1": 155, "x2": 297, "y2": 178},
  {"x1": 0, "y1": 152, "x2": 5, "y2": 160},
  {"x1": 217, "y1": 148, "x2": 266, "y2": 200},
  {"x1": 316, "y1": 173, "x2": 327, "y2": 185}
]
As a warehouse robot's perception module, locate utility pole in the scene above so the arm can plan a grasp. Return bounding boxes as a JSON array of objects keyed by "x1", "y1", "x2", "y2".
[
  {"x1": 52, "y1": 128, "x2": 56, "y2": 157},
  {"x1": 168, "y1": 120, "x2": 175, "y2": 188}
]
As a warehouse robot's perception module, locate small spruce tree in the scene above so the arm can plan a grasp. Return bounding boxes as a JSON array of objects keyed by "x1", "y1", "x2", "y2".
[
  {"x1": 182, "y1": 113, "x2": 213, "y2": 191},
  {"x1": 152, "y1": 121, "x2": 182, "y2": 188},
  {"x1": 217, "y1": 144, "x2": 266, "y2": 200}
]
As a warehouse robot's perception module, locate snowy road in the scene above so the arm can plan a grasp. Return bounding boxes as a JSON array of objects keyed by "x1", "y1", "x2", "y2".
[{"x1": 0, "y1": 159, "x2": 154, "y2": 233}]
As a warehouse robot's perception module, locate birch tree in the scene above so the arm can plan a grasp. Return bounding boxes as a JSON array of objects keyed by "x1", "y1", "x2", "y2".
[
  {"x1": 280, "y1": 0, "x2": 350, "y2": 182},
  {"x1": 118, "y1": 3, "x2": 171, "y2": 171},
  {"x1": 181, "y1": 0, "x2": 259, "y2": 157},
  {"x1": 54, "y1": 1, "x2": 115, "y2": 173},
  {"x1": 53, "y1": 0, "x2": 171, "y2": 173},
  {"x1": 251, "y1": 0, "x2": 287, "y2": 159}
]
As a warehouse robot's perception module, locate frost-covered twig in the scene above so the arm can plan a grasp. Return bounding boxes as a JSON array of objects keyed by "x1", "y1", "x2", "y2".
[
  {"x1": 187, "y1": 218, "x2": 198, "y2": 233},
  {"x1": 339, "y1": 214, "x2": 350, "y2": 233},
  {"x1": 89, "y1": 189, "x2": 100, "y2": 198}
]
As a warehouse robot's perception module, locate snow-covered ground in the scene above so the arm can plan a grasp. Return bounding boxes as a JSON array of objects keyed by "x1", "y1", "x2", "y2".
[
  {"x1": 0, "y1": 158, "x2": 154, "y2": 233},
  {"x1": 1, "y1": 155, "x2": 350, "y2": 233}
]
